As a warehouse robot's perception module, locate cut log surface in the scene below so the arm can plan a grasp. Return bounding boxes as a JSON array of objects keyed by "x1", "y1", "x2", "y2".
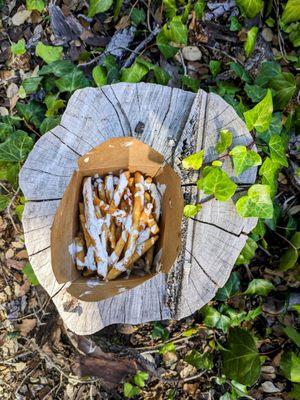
[{"x1": 19, "y1": 83, "x2": 257, "y2": 335}]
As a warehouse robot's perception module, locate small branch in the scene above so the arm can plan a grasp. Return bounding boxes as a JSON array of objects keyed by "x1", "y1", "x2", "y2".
[
  {"x1": 6, "y1": 186, "x2": 20, "y2": 233},
  {"x1": 122, "y1": 26, "x2": 161, "y2": 68}
]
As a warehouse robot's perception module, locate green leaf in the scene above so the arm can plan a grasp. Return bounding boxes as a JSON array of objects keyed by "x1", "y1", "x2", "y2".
[
  {"x1": 244, "y1": 26, "x2": 259, "y2": 57},
  {"x1": 92, "y1": 65, "x2": 107, "y2": 87},
  {"x1": 279, "y1": 247, "x2": 298, "y2": 271},
  {"x1": 88, "y1": 0, "x2": 113, "y2": 17},
  {"x1": 244, "y1": 84, "x2": 267, "y2": 103},
  {"x1": 244, "y1": 279, "x2": 275, "y2": 296},
  {"x1": 180, "y1": 75, "x2": 200, "y2": 92},
  {"x1": 269, "y1": 72, "x2": 297, "y2": 110},
  {"x1": 282, "y1": 0, "x2": 300, "y2": 24},
  {"x1": 236, "y1": 184, "x2": 274, "y2": 219},
  {"x1": 133, "y1": 371, "x2": 149, "y2": 388},
  {"x1": 269, "y1": 134, "x2": 288, "y2": 167},
  {"x1": 236, "y1": 0, "x2": 263, "y2": 18},
  {"x1": 283, "y1": 326, "x2": 300, "y2": 347},
  {"x1": 244, "y1": 89, "x2": 273, "y2": 132},
  {"x1": 202, "y1": 306, "x2": 231, "y2": 332},
  {"x1": 230, "y1": 16, "x2": 242, "y2": 32},
  {"x1": 289, "y1": 384, "x2": 300, "y2": 400},
  {"x1": 168, "y1": 16, "x2": 188, "y2": 45},
  {"x1": 55, "y1": 69, "x2": 90, "y2": 92},
  {"x1": 183, "y1": 327, "x2": 199, "y2": 337},
  {"x1": 216, "y1": 129, "x2": 233, "y2": 154},
  {"x1": 215, "y1": 272, "x2": 240, "y2": 301},
  {"x1": 254, "y1": 61, "x2": 281, "y2": 86},
  {"x1": 258, "y1": 112, "x2": 283, "y2": 144},
  {"x1": 230, "y1": 62, "x2": 251, "y2": 82},
  {"x1": 123, "y1": 383, "x2": 140, "y2": 398},
  {"x1": 183, "y1": 204, "x2": 202, "y2": 218},
  {"x1": 159, "y1": 342, "x2": 176, "y2": 355},
  {"x1": 194, "y1": 0, "x2": 205, "y2": 19},
  {"x1": 236, "y1": 237, "x2": 258, "y2": 265},
  {"x1": 291, "y1": 232, "x2": 300, "y2": 249},
  {"x1": 26, "y1": 0, "x2": 45, "y2": 12},
  {"x1": 209, "y1": 60, "x2": 221, "y2": 77},
  {"x1": 44, "y1": 95, "x2": 65, "y2": 117},
  {"x1": 0, "y1": 161, "x2": 19, "y2": 187},
  {"x1": 156, "y1": 30, "x2": 178, "y2": 59},
  {"x1": 131, "y1": 7, "x2": 146, "y2": 25},
  {"x1": 23, "y1": 262, "x2": 39, "y2": 285},
  {"x1": 259, "y1": 157, "x2": 280, "y2": 197},
  {"x1": 11, "y1": 39, "x2": 26, "y2": 55},
  {"x1": 35, "y1": 42, "x2": 63, "y2": 64},
  {"x1": 121, "y1": 62, "x2": 149, "y2": 83},
  {"x1": 0, "y1": 131, "x2": 34, "y2": 162},
  {"x1": 40, "y1": 116, "x2": 61, "y2": 135},
  {"x1": 39, "y1": 60, "x2": 77, "y2": 77},
  {"x1": 281, "y1": 351, "x2": 300, "y2": 383},
  {"x1": 151, "y1": 322, "x2": 169, "y2": 340},
  {"x1": 16, "y1": 101, "x2": 45, "y2": 128},
  {"x1": 22, "y1": 76, "x2": 43, "y2": 95},
  {"x1": 0, "y1": 194, "x2": 11, "y2": 212},
  {"x1": 229, "y1": 146, "x2": 262, "y2": 176},
  {"x1": 182, "y1": 149, "x2": 204, "y2": 170},
  {"x1": 222, "y1": 327, "x2": 260, "y2": 386},
  {"x1": 0, "y1": 123, "x2": 14, "y2": 142},
  {"x1": 185, "y1": 350, "x2": 213, "y2": 370},
  {"x1": 153, "y1": 66, "x2": 170, "y2": 85},
  {"x1": 197, "y1": 167, "x2": 237, "y2": 201}
]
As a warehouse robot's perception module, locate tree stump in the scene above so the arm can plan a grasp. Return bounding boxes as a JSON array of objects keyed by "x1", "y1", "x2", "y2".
[{"x1": 19, "y1": 83, "x2": 257, "y2": 335}]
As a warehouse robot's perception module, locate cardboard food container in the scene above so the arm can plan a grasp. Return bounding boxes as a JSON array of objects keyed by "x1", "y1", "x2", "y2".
[{"x1": 51, "y1": 137, "x2": 184, "y2": 302}]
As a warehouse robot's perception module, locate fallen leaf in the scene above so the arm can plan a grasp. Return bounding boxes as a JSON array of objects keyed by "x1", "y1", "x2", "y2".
[
  {"x1": 12, "y1": 10, "x2": 32, "y2": 26},
  {"x1": 16, "y1": 318, "x2": 37, "y2": 335}
]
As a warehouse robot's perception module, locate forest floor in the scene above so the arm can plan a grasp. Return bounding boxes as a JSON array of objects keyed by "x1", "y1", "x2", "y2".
[{"x1": 0, "y1": 1, "x2": 299, "y2": 399}]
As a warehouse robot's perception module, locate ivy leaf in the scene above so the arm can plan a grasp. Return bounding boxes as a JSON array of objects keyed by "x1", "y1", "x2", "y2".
[
  {"x1": 153, "y1": 66, "x2": 170, "y2": 85},
  {"x1": 289, "y1": 384, "x2": 300, "y2": 400},
  {"x1": 221, "y1": 327, "x2": 261, "y2": 386},
  {"x1": 121, "y1": 61, "x2": 149, "y2": 83},
  {"x1": 44, "y1": 95, "x2": 65, "y2": 117},
  {"x1": 92, "y1": 65, "x2": 107, "y2": 87},
  {"x1": 254, "y1": 61, "x2": 281, "y2": 86},
  {"x1": 151, "y1": 322, "x2": 169, "y2": 340},
  {"x1": 257, "y1": 112, "x2": 282, "y2": 144},
  {"x1": 22, "y1": 76, "x2": 43, "y2": 95},
  {"x1": 55, "y1": 69, "x2": 90, "y2": 92},
  {"x1": 236, "y1": 184, "x2": 273, "y2": 219},
  {"x1": 194, "y1": 0, "x2": 205, "y2": 19},
  {"x1": 279, "y1": 247, "x2": 298, "y2": 271},
  {"x1": 282, "y1": 326, "x2": 300, "y2": 347},
  {"x1": 269, "y1": 134, "x2": 288, "y2": 167},
  {"x1": 236, "y1": 237, "x2": 258, "y2": 265},
  {"x1": 23, "y1": 263, "x2": 39, "y2": 285},
  {"x1": 0, "y1": 161, "x2": 19, "y2": 188},
  {"x1": 159, "y1": 342, "x2": 176, "y2": 355},
  {"x1": 168, "y1": 16, "x2": 188, "y2": 45},
  {"x1": 202, "y1": 306, "x2": 231, "y2": 332},
  {"x1": 230, "y1": 16, "x2": 242, "y2": 32},
  {"x1": 39, "y1": 60, "x2": 77, "y2": 77},
  {"x1": 244, "y1": 279, "x2": 275, "y2": 296},
  {"x1": 215, "y1": 129, "x2": 233, "y2": 154},
  {"x1": 35, "y1": 42, "x2": 63, "y2": 64},
  {"x1": 133, "y1": 371, "x2": 149, "y2": 388},
  {"x1": 281, "y1": 0, "x2": 300, "y2": 24},
  {"x1": 40, "y1": 116, "x2": 61, "y2": 134},
  {"x1": 156, "y1": 30, "x2": 178, "y2": 59},
  {"x1": 197, "y1": 167, "x2": 237, "y2": 201},
  {"x1": 244, "y1": 83, "x2": 267, "y2": 103},
  {"x1": 11, "y1": 39, "x2": 26, "y2": 55},
  {"x1": 230, "y1": 62, "x2": 251, "y2": 82},
  {"x1": 185, "y1": 350, "x2": 213, "y2": 370},
  {"x1": 269, "y1": 72, "x2": 296, "y2": 110},
  {"x1": 280, "y1": 351, "x2": 300, "y2": 383},
  {"x1": 0, "y1": 123, "x2": 14, "y2": 142},
  {"x1": 180, "y1": 75, "x2": 200, "y2": 92},
  {"x1": 182, "y1": 150, "x2": 204, "y2": 170},
  {"x1": 215, "y1": 272, "x2": 240, "y2": 301},
  {"x1": 229, "y1": 145, "x2": 262, "y2": 176},
  {"x1": 244, "y1": 26, "x2": 259, "y2": 57},
  {"x1": 26, "y1": 0, "x2": 45, "y2": 12},
  {"x1": 0, "y1": 131, "x2": 34, "y2": 162},
  {"x1": 236, "y1": 0, "x2": 263, "y2": 19},
  {"x1": 131, "y1": 8, "x2": 146, "y2": 25},
  {"x1": 88, "y1": 0, "x2": 113, "y2": 17},
  {"x1": 123, "y1": 383, "x2": 140, "y2": 398},
  {"x1": 16, "y1": 101, "x2": 45, "y2": 128},
  {"x1": 0, "y1": 194, "x2": 11, "y2": 212},
  {"x1": 183, "y1": 204, "x2": 202, "y2": 217},
  {"x1": 259, "y1": 157, "x2": 280, "y2": 197},
  {"x1": 209, "y1": 60, "x2": 221, "y2": 77},
  {"x1": 244, "y1": 89, "x2": 273, "y2": 132}
]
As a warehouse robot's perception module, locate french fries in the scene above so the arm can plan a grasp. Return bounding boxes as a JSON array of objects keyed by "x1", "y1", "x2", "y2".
[{"x1": 69, "y1": 171, "x2": 162, "y2": 280}]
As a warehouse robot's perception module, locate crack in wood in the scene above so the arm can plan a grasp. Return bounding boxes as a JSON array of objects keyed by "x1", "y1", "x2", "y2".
[
  {"x1": 59, "y1": 123, "x2": 96, "y2": 148},
  {"x1": 50, "y1": 130, "x2": 82, "y2": 157},
  {"x1": 151, "y1": 87, "x2": 173, "y2": 147},
  {"x1": 191, "y1": 218, "x2": 245, "y2": 238},
  {"x1": 99, "y1": 87, "x2": 127, "y2": 137},
  {"x1": 185, "y1": 248, "x2": 220, "y2": 287},
  {"x1": 22, "y1": 166, "x2": 72, "y2": 179},
  {"x1": 110, "y1": 86, "x2": 133, "y2": 136},
  {"x1": 28, "y1": 245, "x2": 50, "y2": 257}
]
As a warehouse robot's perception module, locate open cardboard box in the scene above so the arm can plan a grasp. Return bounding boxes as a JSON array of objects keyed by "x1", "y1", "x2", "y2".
[{"x1": 51, "y1": 137, "x2": 184, "y2": 302}]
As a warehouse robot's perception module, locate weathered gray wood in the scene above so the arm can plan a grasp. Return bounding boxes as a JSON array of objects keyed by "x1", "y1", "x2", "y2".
[{"x1": 20, "y1": 83, "x2": 258, "y2": 335}]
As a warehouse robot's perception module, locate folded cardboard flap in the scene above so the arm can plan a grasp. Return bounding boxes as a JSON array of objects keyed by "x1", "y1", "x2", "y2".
[{"x1": 51, "y1": 137, "x2": 183, "y2": 302}]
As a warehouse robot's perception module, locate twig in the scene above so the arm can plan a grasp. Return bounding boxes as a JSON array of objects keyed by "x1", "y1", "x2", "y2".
[
  {"x1": 183, "y1": 371, "x2": 206, "y2": 382},
  {"x1": 122, "y1": 26, "x2": 161, "y2": 68},
  {"x1": 23, "y1": 119, "x2": 41, "y2": 137},
  {"x1": 15, "y1": 361, "x2": 42, "y2": 395},
  {"x1": 200, "y1": 44, "x2": 241, "y2": 64},
  {"x1": 179, "y1": 50, "x2": 187, "y2": 76},
  {"x1": 6, "y1": 186, "x2": 20, "y2": 233}
]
